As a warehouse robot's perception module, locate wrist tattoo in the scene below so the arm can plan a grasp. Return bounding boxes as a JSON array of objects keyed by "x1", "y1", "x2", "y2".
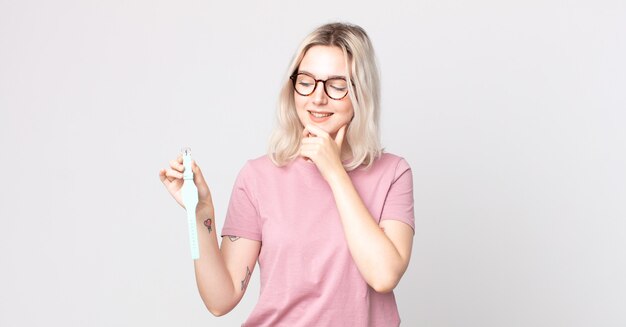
[
  {"x1": 241, "y1": 266, "x2": 252, "y2": 291},
  {"x1": 203, "y1": 218, "x2": 212, "y2": 234},
  {"x1": 228, "y1": 235, "x2": 240, "y2": 242}
]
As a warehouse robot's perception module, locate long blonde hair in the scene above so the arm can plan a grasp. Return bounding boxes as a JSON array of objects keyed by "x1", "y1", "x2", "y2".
[{"x1": 268, "y1": 22, "x2": 382, "y2": 171}]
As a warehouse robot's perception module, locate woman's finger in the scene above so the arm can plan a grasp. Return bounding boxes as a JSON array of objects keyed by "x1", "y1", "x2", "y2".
[
  {"x1": 191, "y1": 160, "x2": 201, "y2": 175},
  {"x1": 299, "y1": 143, "x2": 319, "y2": 152},
  {"x1": 165, "y1": 168, "x2": 183, "y2": 179},
  {"x1": 300, "y1": 145, "x2": 319, "y2": 158},
  {"x1": 301, "y1": 137, "x2": 323, "y2": 145},
  {"x1": 300, "y1": 149, "x2": 313, "y2": 159},
  {"x1": 334, "y1": 125, "x2": 347, "y2": 149},
  {"x1": 304, "y1": 124, "x2": 328, "y2": 139},
  {"x1": 170, "y1": 159, "x2": 184, "y2": 172},
  {"x1": 158, "y1": 169, "x2": 169, "y2": 183},
  {"x1": 302, "y1": 127, "x2": 314, "y2": 138},
  {"x1": 191, "y1": 160, "x2": 209, "y2": 188}
]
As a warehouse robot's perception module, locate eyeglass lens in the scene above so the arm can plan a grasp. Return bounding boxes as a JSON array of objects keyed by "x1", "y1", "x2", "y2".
[{"x1": 293, "y1": 74, "x2": 348, "y2": 100}]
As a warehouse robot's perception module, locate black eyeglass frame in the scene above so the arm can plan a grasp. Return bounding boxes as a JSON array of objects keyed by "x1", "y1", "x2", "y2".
[{"x1": 289, "y1": 72, "x2": 351, "y2": 100}]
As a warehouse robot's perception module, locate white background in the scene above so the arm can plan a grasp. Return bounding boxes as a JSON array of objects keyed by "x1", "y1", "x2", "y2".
[{"x1": 1, "y1": 0, "x2": 625, "y2": 326}]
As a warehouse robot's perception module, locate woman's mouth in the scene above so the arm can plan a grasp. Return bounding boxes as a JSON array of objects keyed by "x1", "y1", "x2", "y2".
[{"x1": 308, "y1": 110, "x2": 333, "y2": 122}]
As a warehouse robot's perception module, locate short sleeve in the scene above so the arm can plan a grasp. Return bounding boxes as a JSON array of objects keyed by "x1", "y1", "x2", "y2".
[
  {"x1": 221, "y1": 162, "x2": 262, "y2": 241},
  {"x1": 380, "y1": 158, "x2": 415, "y2": 232}
]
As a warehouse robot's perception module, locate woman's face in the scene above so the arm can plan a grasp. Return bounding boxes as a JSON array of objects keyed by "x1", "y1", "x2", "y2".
[{"x1": 294, "y1": 45, "x2": 354, "y2": 138}]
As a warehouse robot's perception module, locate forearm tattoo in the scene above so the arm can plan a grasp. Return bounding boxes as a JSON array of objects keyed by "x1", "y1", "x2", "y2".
[
  {"x1": 227, "y1": 235, "x2": 240, "y2": 242},
  {"x1": 203, "y1": 218, "x2": 212, "y2": 234},
  {"x1": 241, "y1": 266, "x2": 252, "y2": 291}
]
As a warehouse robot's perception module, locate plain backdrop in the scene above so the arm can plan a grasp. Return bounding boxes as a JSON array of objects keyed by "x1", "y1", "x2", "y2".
[{"x1": 1, "y1": 0, "x2": 625, "y2": 326}]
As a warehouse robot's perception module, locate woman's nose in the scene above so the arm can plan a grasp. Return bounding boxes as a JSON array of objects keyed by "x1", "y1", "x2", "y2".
[{"x1": 312, "y1": 81, "x2": 328, "y2": 105}]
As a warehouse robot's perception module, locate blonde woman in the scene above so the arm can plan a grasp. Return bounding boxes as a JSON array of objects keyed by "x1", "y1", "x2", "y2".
[{"x1": 159, "y1": 22, "x2": 415, "y2": 326}]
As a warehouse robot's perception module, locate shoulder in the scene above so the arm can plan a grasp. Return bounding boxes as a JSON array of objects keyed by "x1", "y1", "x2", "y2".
[
  {"x1": 376, "y1": 152, "x2": 407, "y2": 165},
  {"x1": 349, "y1": 152, "x2": 411, "y2": 184},
  {"x1": 245, "y1": 154, "x2": 275, "y2": 169},
  {"x1": 373, "y1": 152, "x2": 411, "y2": 174},
  {"x1": 237, "y1": 154, "x2": 283, "y2": 179}
]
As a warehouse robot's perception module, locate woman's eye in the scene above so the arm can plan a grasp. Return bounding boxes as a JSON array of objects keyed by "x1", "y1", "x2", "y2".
[
  {"x1": 299, "y1": 82, "x2": 312, "y2": 87},
  {"x1": 330, "y1": 85, "x2": 347, "y2": 91}
]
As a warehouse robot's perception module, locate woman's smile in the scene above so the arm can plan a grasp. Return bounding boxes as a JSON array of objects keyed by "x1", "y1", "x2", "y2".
[{"x1": 308, "y1": 110, "x2": 334, "y2": 122}]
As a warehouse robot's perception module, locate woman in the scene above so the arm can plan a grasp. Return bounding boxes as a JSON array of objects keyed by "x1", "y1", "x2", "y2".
[{"x1": 159, "y1": 22, "x2": 415, "y2": 326}]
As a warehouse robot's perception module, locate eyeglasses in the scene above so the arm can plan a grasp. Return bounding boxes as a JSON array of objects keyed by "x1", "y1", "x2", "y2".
[{"x1": 290, "y1": 72, "x2": 349, "y2": 100}]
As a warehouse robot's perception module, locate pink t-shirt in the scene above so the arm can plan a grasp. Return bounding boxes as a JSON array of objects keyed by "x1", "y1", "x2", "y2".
[{"x1": 221, "y1": 153, "x2": 415, "y2": 327}]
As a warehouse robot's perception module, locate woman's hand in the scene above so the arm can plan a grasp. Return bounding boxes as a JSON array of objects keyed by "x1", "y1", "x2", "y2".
[
  {"x1": 158, "y1": 155, "x2": 214, "y2": 211},
  {"x1": 299, "y1": 124, "x2": 348, "y2": 183}
]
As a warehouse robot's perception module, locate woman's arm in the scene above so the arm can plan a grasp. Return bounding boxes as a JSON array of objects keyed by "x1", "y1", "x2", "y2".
[
  {"x1": 193, "y1": 205, "x2": 260, "y2": 316},
  {"x1": 299, "y1": 125, "x2": 414, "y2": 293},
  {"x1": 160, "y1": 158, "x2": 260, "y2": 316},
  {"x1": 326, "y1": 172, "x2": 414, "y2": 293}
]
